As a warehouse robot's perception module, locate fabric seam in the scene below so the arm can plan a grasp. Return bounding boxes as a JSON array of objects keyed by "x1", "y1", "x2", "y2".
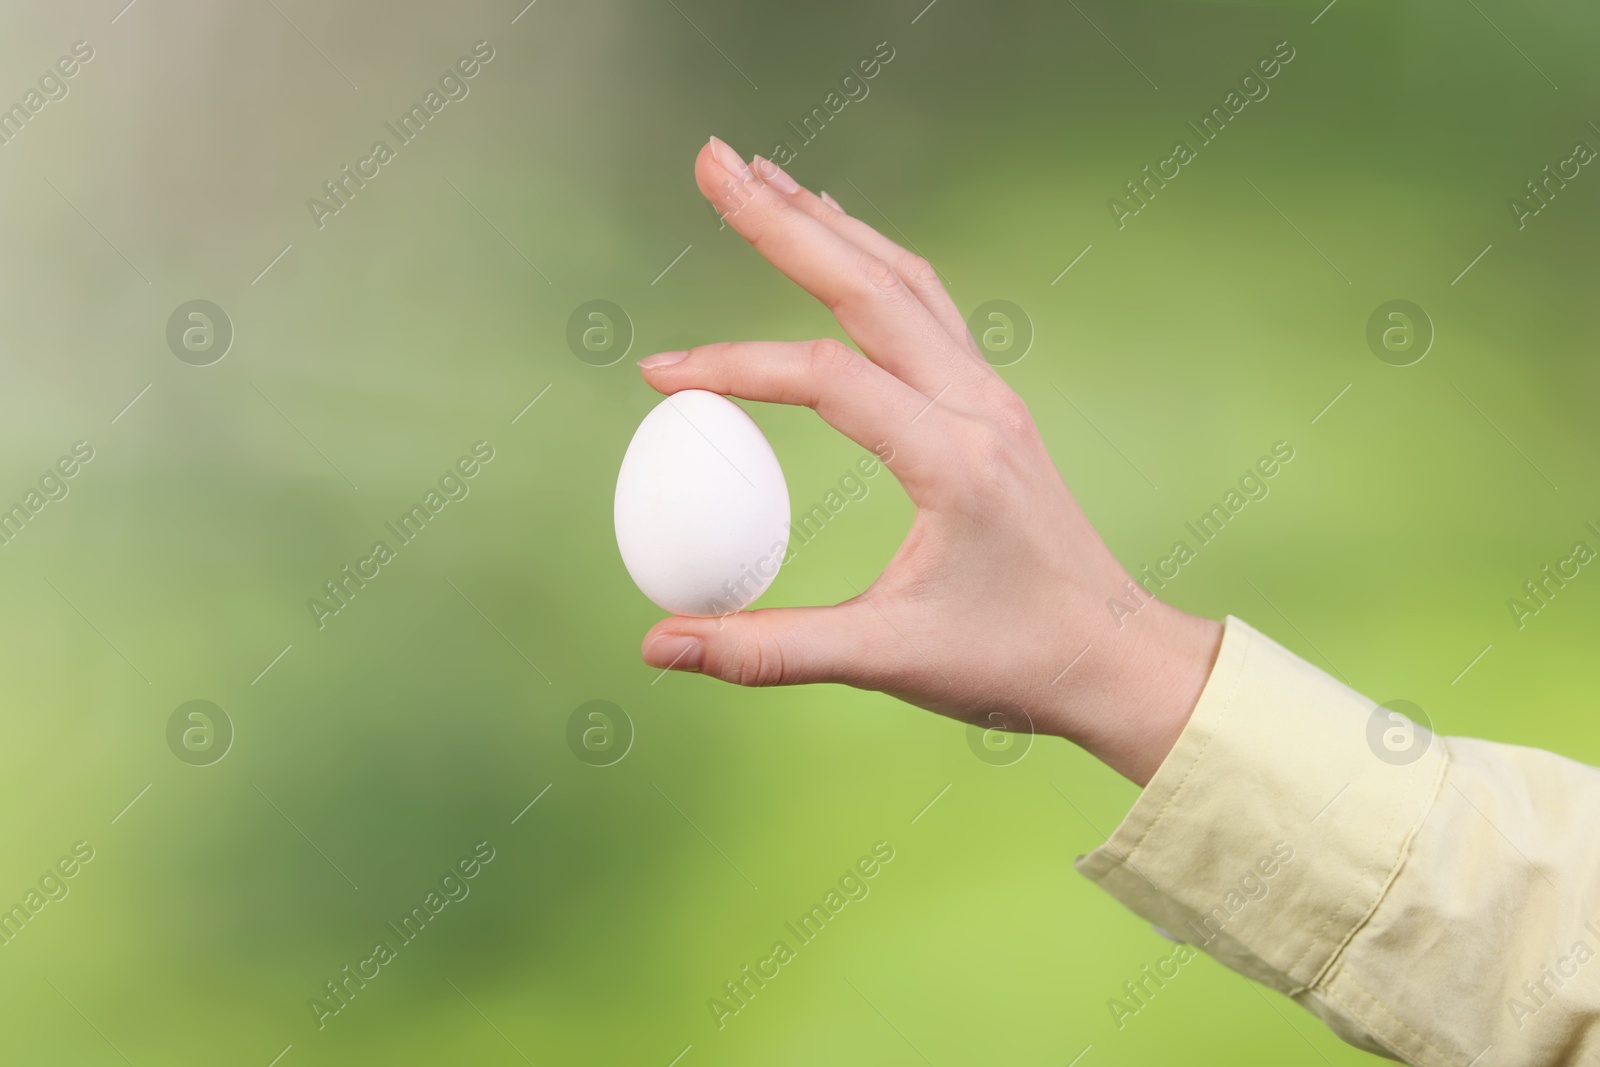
[
  {"x1": 1333, "y1": 969, "x2": 1452, "y2": 1067},
  {"x1": 1286, "y1": 787, "x2": 1408, "y2": 981},
  {"x1": 1308, "y1": 740, "x2": 1451, "y2": 992}
]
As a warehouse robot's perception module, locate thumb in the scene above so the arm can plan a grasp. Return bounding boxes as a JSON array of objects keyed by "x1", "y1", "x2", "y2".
[{"x1": 642, "y1": 604, "x2": 881, "y2": 688}]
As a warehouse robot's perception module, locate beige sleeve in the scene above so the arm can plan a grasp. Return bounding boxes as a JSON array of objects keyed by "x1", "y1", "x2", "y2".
[{"x1": 1076, "y1": 616, "x2": 1600, "y2": 1066}]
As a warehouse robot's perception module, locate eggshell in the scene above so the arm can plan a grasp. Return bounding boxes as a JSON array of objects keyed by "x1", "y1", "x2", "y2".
[{"x1": 614, "y1": 389, "x2": 790, "y2": 617}]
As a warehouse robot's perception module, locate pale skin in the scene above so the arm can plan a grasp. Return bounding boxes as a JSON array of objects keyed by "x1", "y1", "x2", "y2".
[{"x1": 638, "y1": 136, "x2": 1223, "y2": 787}]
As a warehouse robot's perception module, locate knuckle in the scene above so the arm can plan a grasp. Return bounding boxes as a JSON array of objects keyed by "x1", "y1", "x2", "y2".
[
  {"x1": 807, "y1": 338, "x2": 865, "y2": 386},
  {"x1": 824, "y1": 252, "x2": 902, "y2": 316},
  {"x1": 807, "y1": 337, "x2": 852, "y2": 372},
  {"x1": 857, "y1": 252, "x2": 902, "y2": 299},
  {"x1": 726, "y1": 635, "x2": 787, "y2": 687},
  {"x1": 990, "y1": 389, "x2": 1037, "y2": 438},
  {"x1": 898, "y1": 255, "x2": 940, "y2": 292},
  {"x1": 968, "y1": 420, "x2": 1011, "y2": 468},
  {"x1": 957, "y1": 418, "x2": 1022, "y2": 490}
]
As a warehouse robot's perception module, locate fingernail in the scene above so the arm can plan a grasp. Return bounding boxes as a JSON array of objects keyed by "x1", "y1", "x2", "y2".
[
  {"x1": 638, "y1": 350, "x2": 688, "y2": 369},
  {"x1": 646, "y1": 634, "x2": 703, "y2": 672},
  {"x1": 707, "y1": 136, "x2": 753, "y2": 180},
  {"x1": 820, "y1": 190, "x2": 843, "y2": 212},
  {"x1": 752, "y1": 155, "x2": 800, "y2": 195}
]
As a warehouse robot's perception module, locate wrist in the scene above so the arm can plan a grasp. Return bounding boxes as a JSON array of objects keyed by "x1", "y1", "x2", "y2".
[{"x1": 1067, "y1": 601, "x2": 1224, "y2": 786}]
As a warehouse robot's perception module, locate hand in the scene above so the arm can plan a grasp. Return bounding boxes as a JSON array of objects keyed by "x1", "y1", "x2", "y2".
[{"x1": 637, "y1": 136, "x2": 1223, "y2": 786}]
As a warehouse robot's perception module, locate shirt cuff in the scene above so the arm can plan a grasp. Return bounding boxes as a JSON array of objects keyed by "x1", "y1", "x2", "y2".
[{"x1": 1074, "y1": 615, "x2": 1449, "y2": 994}]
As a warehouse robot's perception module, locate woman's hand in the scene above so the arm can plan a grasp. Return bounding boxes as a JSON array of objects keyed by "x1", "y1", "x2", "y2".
[{"x1": 638, "y1": 136, "x2": 1222, "y2": 786}]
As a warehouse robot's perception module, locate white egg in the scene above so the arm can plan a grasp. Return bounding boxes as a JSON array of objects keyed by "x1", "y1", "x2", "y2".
[{"x1": 614, "y1": 389, "x2": 790, "y2": 617}]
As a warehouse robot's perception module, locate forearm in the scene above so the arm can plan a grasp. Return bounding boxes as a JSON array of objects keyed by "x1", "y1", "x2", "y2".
[{"x1": 1079, "y1": 616, "x2": 1600, "y2": 1065}]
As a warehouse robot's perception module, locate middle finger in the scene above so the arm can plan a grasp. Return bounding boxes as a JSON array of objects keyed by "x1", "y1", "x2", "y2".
[{"x1": 698, "y1": 136, "x2": 989, "y2": 407}]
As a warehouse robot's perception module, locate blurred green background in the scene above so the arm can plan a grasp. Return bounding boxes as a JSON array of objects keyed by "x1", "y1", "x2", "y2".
[{"x1": 1, "y1": 0, "x2": 1597, "y2": 1062}]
